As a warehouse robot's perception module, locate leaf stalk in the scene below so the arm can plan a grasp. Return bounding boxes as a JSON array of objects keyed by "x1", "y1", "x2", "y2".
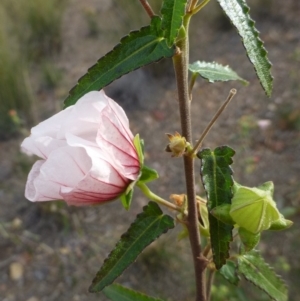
[
  {"x1": 138, "y1": 0, "x2": 155, "y2": 18},
  {"x1": 190, "y1": 88, "x2": 236, "y2": 156}
]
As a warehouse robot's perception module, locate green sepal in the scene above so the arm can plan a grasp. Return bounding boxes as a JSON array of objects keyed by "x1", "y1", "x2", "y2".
[
  {"x1": 230, "y1": 181, "x2": 281, "y2": 234},
  {"x1": 269, "y1": 215, "x2": 293, "y2": 231},
  {"x1": 138, "y1": 165, "x2": 159, "y2": 183},
  {"x1": 103, "y1": 283, "x2": 166, "y2": 301},
  {"x1": 120, "y1": 189, "x2": 134, "y2": 211},
  {"x1": 177, "y1": 224, "x2": 189, "y2": 240},
  {"x1": 219, "y1": 260, "x2": 240, "y2": 286},
  {"x1": 133, "y1": 134, "x2": 144, "y2": 166},
  {"x1": 197, "y1": 197, "x2": 210, "y2": 237},
  {"x1": 210, "y1": 204, "x2": 235, "y2": 225},
  {"x1": 257, "y1": 181, "x2": 274, "y2": 195},
  {"x1": 238, "y1": 227, "x2": 260, "y2": 252}
]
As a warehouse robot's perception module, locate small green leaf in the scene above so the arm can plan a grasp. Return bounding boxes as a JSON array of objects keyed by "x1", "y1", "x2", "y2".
[
  {"x1": 198, "y1": 146, "x2": 235, "y2": 269},
  {"x1": 120, "y1": 189, "x2": 134, "y2": 211},
  {"x1": 103, "y1": 284, "x2": 166, "y2": 301},
  {"x1": 216, "y1": 0, "x2": 273, "y2": 96},
  {"x1": 219, "y1": 260, "x2": 240, "y2": 285},
  {"x1": 230, "y1": 182, "x2": 281, "y2": 234},
  {"x1": 189, "y1": 61, "x2": 248, "y2": 84},
  {"x1": 139, "y1": 165, "x2": 159, "y2": 183},
  {"x1": 64, "y1": 16, "x2": 175, "y2": 108},
  {"x1": 238, "y1": 227, "x2": 260, "y2": 252},
  {"x1": 161, "y1": 0, "x2": 187, "y2": 46},
  {"x1": 238, "y1": 250, "x2": 288, "y2": 301},
  {"x1": 89, "y1": 202, "x2": 174, "y2": 292}
]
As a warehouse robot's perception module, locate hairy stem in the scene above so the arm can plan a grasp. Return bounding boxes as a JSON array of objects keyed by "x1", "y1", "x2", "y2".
[
  {"x1": 188, "y1": 0, "x2": 199, "y2": 12},
  {"x1": 206, "y1": 269, "x2": 215, "y2": 301},
  {"x1": 137, "y1": 183, "x2": 181, "y2": 212},
  {"x1": 138, "y1": 0, "x2": 155, "y2": 18},
  {"x1": 173, "y1": 14, "x2": 207, "y2": 301},
  {"x1": 193, "y1": 0, "x2": 211, "y2": 15}
]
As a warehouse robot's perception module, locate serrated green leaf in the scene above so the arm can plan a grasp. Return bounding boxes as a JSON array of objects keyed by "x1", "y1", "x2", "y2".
[
  {"x1": 230, "y1": 182, "x2": 281, "y2": 234},
  {"x1": 238, "y1": 250, "x2": 288, "y2": 301},
  {"x1": 216, "y1": 0, "x2": 273, "y2": 96},
  {"x1": 197, "y1": 146, "x2": 235, "y2": 269},
  {"x1": 189, "y1": 61, "x2": 248, "y2": 84},
  {"x1": 89, "y1": 202, "x2": 174, "y2": 292},
  {"x1": 64, "y1": 16, "x2": 175, "y2": 108},
  {"x1": 219, "y1": 260, "x2": 240, "y2": 285},
  {"x1": 103, "y1": 284, "x2": 166, "y2": 301},
  {"x1": 161, "y1": 0, "x2": 187, "y2": 46}
]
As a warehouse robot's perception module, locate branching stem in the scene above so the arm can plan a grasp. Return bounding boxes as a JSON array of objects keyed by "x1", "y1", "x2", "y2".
[{"x1": 192, "y1": 0, "x2": 211, "y2": 15}]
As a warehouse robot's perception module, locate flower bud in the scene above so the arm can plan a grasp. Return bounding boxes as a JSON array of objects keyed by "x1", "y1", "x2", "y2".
[
  {"x1": 21, "y1": 90, "x2": 140, "y2": 206},
  {"x1": 165, "y1": 132, "x2": 188, "y2": 157}
]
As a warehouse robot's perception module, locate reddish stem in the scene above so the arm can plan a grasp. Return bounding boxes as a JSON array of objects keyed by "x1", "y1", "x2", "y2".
[{"x1": 139, "y1": 0, "x2": 155, "y2": 18}]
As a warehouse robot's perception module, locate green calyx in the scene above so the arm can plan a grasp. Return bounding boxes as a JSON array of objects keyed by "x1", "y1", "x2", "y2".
[
  {"x1": 211, "y1": 181, "x2": 293, "y2": 235},
  {"x1": 230, "y1": 181, "x2": 292, "y2": 234},
  {"x1": 121, "y1": 134, "x2": 160, "y2": 210}
]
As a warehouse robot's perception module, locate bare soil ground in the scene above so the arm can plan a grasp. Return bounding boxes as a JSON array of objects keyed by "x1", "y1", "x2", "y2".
[{"x1": 1, "y1": 1, "x2": 300, "y2": 301}]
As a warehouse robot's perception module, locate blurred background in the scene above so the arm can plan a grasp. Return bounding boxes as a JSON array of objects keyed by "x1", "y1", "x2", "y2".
[{"x1": 0, "y1": 0, "x2": 299, "y2": 300}]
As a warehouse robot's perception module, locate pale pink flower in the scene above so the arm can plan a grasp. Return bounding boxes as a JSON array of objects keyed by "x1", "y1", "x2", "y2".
[{"x1": 21, "y1": 90, "x2": 140, "y2": 206}]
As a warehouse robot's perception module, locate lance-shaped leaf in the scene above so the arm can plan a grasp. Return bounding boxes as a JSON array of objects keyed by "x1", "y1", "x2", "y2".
[
  {"x1": 189, "y1": 61, "x2": 248, "y2": 84},
  {"x1": 103, "y1": 284, "x2": 166, "y2": 301},
  {"x1": 161, "y1": 0, "x2": 187, "y2": 46},
  {"x1": 238, "y1": 250, "x2": 288, "y2": 301},
  {"x1": 230, "y1": 182, "x2": 281, "y2": 234},
  {"x1": 64, "y1": 16, "x2": 175, "y2": 108},
  {"x1": 89, "y1": 202, "x2": 174, "y2": 292},
  {"x1": 216, "y1": 0, "x2": 273, "y2": 96},
  {"x1": 198, "y1": 146, "x2": 235, "y2": 269}
]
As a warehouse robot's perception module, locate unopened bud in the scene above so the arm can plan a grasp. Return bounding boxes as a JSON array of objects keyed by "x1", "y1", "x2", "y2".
[{"x1": 165, "y1": 132, "x2": 188, "y2": 157}]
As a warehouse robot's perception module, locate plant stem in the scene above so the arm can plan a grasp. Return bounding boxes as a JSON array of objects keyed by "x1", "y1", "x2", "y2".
[
  {"x1": 173, "y1": 14, "x2": 207, "y2": 301},
  {"x1": 192, "y1": 0, "x2": 211, "y2": 15},
  {"x1": 188, "y1": 0, "x2": 199, "y2": 12},
  {"x1": 206, "y1": 269, "x2": 215, "y2": 301},
  {"x1": 138, "y1": 0, "x2": 155, "y2": 18},
  {"x1": 190, "y1": 88, "x2": 237, "y2": 155},
  {"x1": 188, "y1": 73, "x2": 198, "y2": 100},
  {"x1": 137, "y1": 182, "x2": 181, "y2": 212}
]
